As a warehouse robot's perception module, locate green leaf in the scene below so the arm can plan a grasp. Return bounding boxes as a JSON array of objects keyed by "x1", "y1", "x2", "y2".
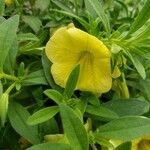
[
  {"x1": 103, "y1": 99, "x2": 149, "y2": 116},
  {"x1": 85, "y1": 0, "x2": 110, "y2": 33},
  {"x1": 27, "y1": 106, "x2": 59, "y2": 125},
  {"x1": 27, "y1": 143, "x2": 72, "y2": 150},
  {"x1": 4, "y1": 37, "x2": 18, "y2": 74},
  {"x1": 127, "y1": 52, "x2": 146, "y2": 79},
  {"x1": 0, "y1": 16, "x2": 5, "y2": 24},
  {"x1": 64, "y1": 65, "x2": 80, "y2": 99},
  {"x1": 35, "y1": 0, "x2": 50, "y2": 11},
  {"x1": 23, "y1": 70, "x2": 48, "y2": 86},
  {"x1": 82, "y1": 92, "x2": 100, "y2": 106},
  {"x1": 128, "y1": 21, "x2": 150, "y2": 42},
  {"x1": 128, "y1": 0, "x2": 150, "y2": 35},
  {"x1": 0, "y1": 0, "x2": 4, "y2": 15},
  {"x1": 95, "y1": 116, "x2": 150, "y2": 141},
  {"x1": 86, "y1": 105, "x2": 119, "y2": 120},
  {"x1": 51, "y1": 0, "x2": 72, "y2": 13},
  {"x1": 8, "y1": 102, "x2": 40, "y2": 144},
  {"x1": 22, "y1": 16, "x2": 42, "y2": 33},
  {"x1": 0, "y1": 93, "x2": 9, "y2": 127},
  {"x1": 0, "y1": 81, "x2": 2, "y2": 95},
  {"x1": 60, "y1": 105, "x2": 88, "y2": 150},
  {"x1": 17, "y1": 33, "x2": 39, "y2": 42},
  {"x1": 42, "y1": 51, "x2": 62, "y2": 92},
  {"x1": 39, "y1": 118, "x2": 59, "y2": 135},
  {"x1": 2, "y1": 125, "x2": 21, "y2": 150},
  {"x1": 50, "y1": 9, "x2": 89, "y2": 30},
  {"x1": 44, "y1": 89, "x2": 63, "y2": 104},
  {"x1": 115, "y1": 142, "x2": 132, "y2": 150},
  {"x1": 0, "y1": 15, "x2": 19, "y2": 71}
]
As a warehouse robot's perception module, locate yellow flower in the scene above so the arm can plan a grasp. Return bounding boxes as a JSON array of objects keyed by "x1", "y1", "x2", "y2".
[
  {"x1": 45, "y1": 24, "x2": 112, "y2": 94},
  {"x1": 132, "y1": 136, "x2": 150, "y2": 150},
  {"x1": 103, "y1": 136, "x2": 150, "y2": 150},
  {"x1": 5, "y1": 0, "x2": 13, "y2": 6}
]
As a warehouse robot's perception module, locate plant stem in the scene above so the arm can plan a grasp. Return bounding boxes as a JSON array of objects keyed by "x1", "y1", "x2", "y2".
[
  {"x1": 90, "y1": 144, "x2": 97, "y2": 150},
  {"x1": 0, "y1": 73, "x2": 18, "y2": 81},
  {"x1": 5, "y1": 82, "x2": 16, "y2": 94},
  {"x1": 121, "y1": 72, "x2": 130, "y2": 98}
]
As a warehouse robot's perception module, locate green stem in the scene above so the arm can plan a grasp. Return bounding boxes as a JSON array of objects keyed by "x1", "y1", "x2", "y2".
[
  {"x1": 0, "y1": 73, "x2": 18, "y2": 81},
  {"x1": 121, "y1": 73, "x2": 130, "y2": 98},
  {"x1": 5, "y1": 82, "x2": 16, "y2": 94},
  {"x1": 90, "y1": 144, "x2": 97, "y2": 150}
]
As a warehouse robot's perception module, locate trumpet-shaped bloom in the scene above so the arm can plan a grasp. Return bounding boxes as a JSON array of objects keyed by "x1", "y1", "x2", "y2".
[{"x1": 46, "y1": 24, "x2": 112, "y2": 94}]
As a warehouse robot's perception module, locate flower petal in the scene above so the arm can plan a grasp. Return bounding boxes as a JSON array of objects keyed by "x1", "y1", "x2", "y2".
[
  {"x1": 45, "y1": 25, "x2": 110, "y2": 64},
  {"x1": 51, "y1": 62, "x2": 76, "y2": 88},
  {"x1": 77, "y1": 58, "x2": 112, "y2": 93}
]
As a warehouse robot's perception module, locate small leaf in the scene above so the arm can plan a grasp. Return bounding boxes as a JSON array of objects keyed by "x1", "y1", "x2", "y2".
[
  {"x1": 0, "y1": 0, "x2": 4, "y2": 15},
  {"x1": 103, "y1": 99, "x2": 149, "y2": 116},
  {"x1": 95, "y1": 116, "x2": 150, "y2": 141},
  {"x1": 18, "y1": 33, "x2": 39, "y2": 42},
  {"x1": 50, "y1": 9, "x2": 89, "y2": 30},
  {"x1": 35, "y1": 0, "x2": 50, "y2": 11},
  {"x1": 86, "y1": 105, "x2": 119, "y2": 120},
  {"x1": 0, "y1": 93, "x2": 9, "y2": 127},
  {"x1": 85, "y1": 0, "x2": 110, "y2": 33},
  {"x1": 44, "y1": 89, "x2": 63, "y2": 104},
  {"x1": 23, "y1": 70, "x2": 48, "y2": 86},
  {"x1": 27, "y1": 143, "x2": 72, "y2": 150},
  {"x1": 4, "y1": 36, "x2": 18, "y2": 74},
  {"x1": 115, "y1": 142, "x2": 132, "y2": 150},
  {"x1": 127, "y1": 52, "x2": 146, "y2": 79},
  {"x1": 0, "y1": 81, "x2": 2, "y2": 95},
  {"x1": 8, "y1": 102, "x2": 40, "y2": 144},
  {"x1": 64, "y1": 65, "x2": 80, "y2": 99},
  {"x1": 51, "y1": 0, "x2": 72, "y2": 12},
  {"x1": 42, "y1": 51, "x2": 62, "y2": 92},
  {"x1": 128, "y1": 0, "x2": 150, "y2": 35},
  {"x1": 0, "y1": 15, "x2": 19, "y2": 71},
  {"x1": 22, "y1": 16, "x2": 42, "y2": 33},
  {"x1": 60, "y1": 104, "x2": 89, "y2": 150},
  {"x1": 27, "y1": 106, "x2": 59, "y2": 125}
]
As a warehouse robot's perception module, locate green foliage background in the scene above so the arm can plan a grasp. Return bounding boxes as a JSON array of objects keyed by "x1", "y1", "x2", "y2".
[{"x1": 0, "y1": 0, "x2": 150, "y2": 150}]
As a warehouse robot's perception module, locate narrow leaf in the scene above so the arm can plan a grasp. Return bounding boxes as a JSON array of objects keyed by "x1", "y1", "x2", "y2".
[
  {"x1": 60, "y1": 104, "x2": 89, "y2": 150},
  {"x1": 64, "y1": 65, "x2": 80, "y2": 99},
  {"x1": 8, "y1": 102, "x2": 40, "y2": 144},
  {"x1": 0, "y1": 0, "x2": 4, "y2": 15},
  {"x1": 44, "y1": 89, "x2": 63, "y2": 104},
  {"x1": 127, "y1": 52, "x2": 146, "y2": 79},
  {"x1": 85, "y1": 0, "x2": 110, "y2": 33},
  {"x1": 115, "y1": 142, "x2": 132, "y2": 150},
  {"x1": 23, "y1": 70, "x2": 48, "y2": 86},
  {"x1": 103, "y1": 99, "x2": 149, "y2": 116},
  {"x1": 22, "y1": 16, "x2": 42, "y2": 33},
  {"x1": 42, "y1": 51, "x2": 62, "y2": 91},
  {"x1": 86, "y1": 105, "x2": 119, "y2": 120},
  {"x1": 95, "y1": 116, "x2": 150, "y2": 141},
  {"x1": 0, "y1": 15, "x2": 19, "y2": 70},
  {"x1": 0, "y1": 93, "x2": 9, "y2": 127},
  {"x1": 27, "y1": 106, "x2": 59, "y2": 125},
  {"x1": 18, "y1": 33, "x2": 39, "y2": 42},
  {"x1": 128, "y1": 0, "x2": 150, "y2": 34}
]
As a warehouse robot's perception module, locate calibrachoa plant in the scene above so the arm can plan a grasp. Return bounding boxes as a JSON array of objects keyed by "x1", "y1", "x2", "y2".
[{"x1": 0, "y1": 0, "x2": 150, "y2": 150}]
